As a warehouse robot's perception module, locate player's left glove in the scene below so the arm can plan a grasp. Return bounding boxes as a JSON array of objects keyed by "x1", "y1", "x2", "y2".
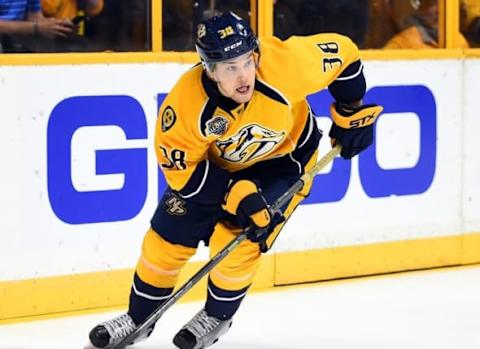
[
  {"x1": 329, "y1": 102, "x2": 383, "y2": 159},
  {"x1": 222, "y1": 179, "x2": 285, "y2": 244}
]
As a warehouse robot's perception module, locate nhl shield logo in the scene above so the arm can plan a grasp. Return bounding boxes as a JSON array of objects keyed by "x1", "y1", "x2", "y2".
[{"x1": 205, "y1": 116, "x2": 229, "y2": 136}]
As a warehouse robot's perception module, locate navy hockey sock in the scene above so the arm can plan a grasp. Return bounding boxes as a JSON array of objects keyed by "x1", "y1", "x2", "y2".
[
  {"x1": 128, "y1": 273, "x2": 173, "y2": 325},
  {"x1": 205, "y1": 278, "x2": 250, "y2": 320}
]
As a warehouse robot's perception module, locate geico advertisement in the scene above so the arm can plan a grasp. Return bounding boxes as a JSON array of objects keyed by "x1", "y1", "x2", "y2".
[{"x1": 0, "y1": 60, "x2": 465, "y2": 280}]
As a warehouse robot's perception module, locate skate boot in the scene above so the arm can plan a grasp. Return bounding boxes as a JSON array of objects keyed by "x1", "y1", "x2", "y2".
[
  {"x1": 88, "y1": 313, "x2": 152, "y2": 348},
  {"x1": 172, "y1": 308, "x2": 233, "y2": 349}
]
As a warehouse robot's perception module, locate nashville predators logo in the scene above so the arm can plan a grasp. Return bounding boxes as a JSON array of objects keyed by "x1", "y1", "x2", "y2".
[
  {"x1": 165, "y1": 195, "x2": 186, "y2": 216},
  {"x1": 216, "y1": 124, "x2": 285, "y2": 163}
]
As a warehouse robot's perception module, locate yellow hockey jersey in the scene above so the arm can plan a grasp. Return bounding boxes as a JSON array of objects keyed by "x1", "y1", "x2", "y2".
[{"x1": 155, "y1": 33, "x2": 361, "y2": 203}]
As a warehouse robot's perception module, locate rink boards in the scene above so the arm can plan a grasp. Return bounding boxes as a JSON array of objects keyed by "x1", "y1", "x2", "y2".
[{"x1": 0, "y1": 57, "x2": 479, "y2": 321}]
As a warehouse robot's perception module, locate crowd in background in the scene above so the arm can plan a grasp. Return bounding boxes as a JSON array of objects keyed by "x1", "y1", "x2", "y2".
[
  {"x1": 0, "y1": 0, "x2": 150, "y2": 52},
  {"x1": 162, "y1": 0, "x2": 480, "y2": 51},
  {"x1": 276, "y1": 0, "x2": 479, "y2": 49},
  {"x1": 0, "y1": 0, "x2": 479, "y2": 53}
]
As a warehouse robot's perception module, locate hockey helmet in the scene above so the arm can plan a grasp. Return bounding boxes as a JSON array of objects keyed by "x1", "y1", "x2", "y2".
[{"x1": 195, "y1": 12, "x2": 258, "y2": 65}]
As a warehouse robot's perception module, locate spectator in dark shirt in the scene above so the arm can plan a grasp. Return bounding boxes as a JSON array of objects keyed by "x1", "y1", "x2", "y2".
[
  {"x1": 462, "y1": 0, "x2": 480, "y2": 47},
  {"x1": 297, "y1": 0, "x2": 369, "y2": 48},
  {"x1": 274, "y1": 0, "x2": 299, "y2": 40},
  {"x1": 85, "y1": 0, "x2": 149, "y2": 52}
]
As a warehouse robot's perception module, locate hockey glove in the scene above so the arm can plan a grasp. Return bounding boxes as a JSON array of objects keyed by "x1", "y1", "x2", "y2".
[
  {"x1": 329, "y1": 102, "x2": 383, "y2": 159},
  {"x1": 223, "y1": 180, "x2": 284, "y2": 244}
]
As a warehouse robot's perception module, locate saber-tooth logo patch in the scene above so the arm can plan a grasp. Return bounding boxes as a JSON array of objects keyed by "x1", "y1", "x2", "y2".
[
  {"x1": 216, "y1": 124, "x2": 285, "y2": 163},
  {"x1": 165, "y1": 194, "x2": 186, "y2": 215},
  {"x1": 206, "y1": 116, "x2": 229, "y2": 136}
]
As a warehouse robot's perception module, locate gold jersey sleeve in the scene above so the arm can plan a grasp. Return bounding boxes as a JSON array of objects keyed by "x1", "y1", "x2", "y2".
[
  {"x1": 258, "y1": 33, "x2": 361, "y2": 103},
  {"x1": 154, "y1": 66, "x2": 216, "y2": 193}
]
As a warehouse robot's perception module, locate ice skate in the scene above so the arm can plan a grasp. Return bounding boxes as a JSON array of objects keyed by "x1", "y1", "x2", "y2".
[
  {"x1": 173, "y1": 308, "x2": 233, "y2": 349},
  {"x1": 87, "y1": 313, "x2": 152, "y2": 348}
]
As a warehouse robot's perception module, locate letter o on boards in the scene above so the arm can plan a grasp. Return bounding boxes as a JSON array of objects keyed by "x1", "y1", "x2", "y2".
[
  {"x1": 303, "y1": 85, "x2": 436, "y2": 204},
  {"x1": 360, "y1": 85, "x2": 436, "y2": 197}
]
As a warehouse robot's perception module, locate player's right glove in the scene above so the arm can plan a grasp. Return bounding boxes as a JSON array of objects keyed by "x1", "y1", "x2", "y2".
[
  {"x1": 222, "y1": 179, "x2": 284, "y2": 244},
  {"x1": 329, "y1": 102, "x2": 383, "y2": 159}
]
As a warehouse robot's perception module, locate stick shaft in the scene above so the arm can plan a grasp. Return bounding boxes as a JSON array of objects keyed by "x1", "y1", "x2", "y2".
[{"x1": 113, "y1": 145, "x2": 341, "y2": 349}]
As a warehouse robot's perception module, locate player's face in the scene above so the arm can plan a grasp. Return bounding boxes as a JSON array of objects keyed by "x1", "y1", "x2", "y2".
[{"x1": 212, "y1": 51, "x2": 256, "y2": 104}]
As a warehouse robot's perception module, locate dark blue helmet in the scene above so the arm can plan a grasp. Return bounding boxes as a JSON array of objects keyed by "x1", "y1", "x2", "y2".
[{"x1": 195, "y1": 12, "x2": 258, "y2": 65}]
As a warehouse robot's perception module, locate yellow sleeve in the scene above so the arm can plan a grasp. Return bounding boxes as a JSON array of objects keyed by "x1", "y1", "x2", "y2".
[
  {"x1": 154, "y1": 69, "x2": 231, "y2": 204},
  {"x1": 258, "y1": 33, "x2": 361, "y2": 103},
  {"x1": 40, "y1": 0, "x2": 61, "y2": 17}
]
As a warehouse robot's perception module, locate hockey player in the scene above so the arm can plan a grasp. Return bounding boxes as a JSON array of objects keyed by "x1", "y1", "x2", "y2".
[{"x1": 87, "y1": 11, "x2": 383, "y2": 349}]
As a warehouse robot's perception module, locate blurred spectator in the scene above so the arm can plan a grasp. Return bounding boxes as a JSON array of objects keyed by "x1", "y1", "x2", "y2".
[
  {"x1": 273, "y1": 0, "x2": 298, "y2": 40},
  {"x1": 296, "y1": 0, "x2": 369, "y2": 48},
  {"x1": 41, "y1": 0, "x2": 103, "y2": 20},
  {"x1": 462, "y1": 0, "x2": 480, "y2": 47},
  {"x1": 365, "y1": 0, "x2": 398, "y2": 48},
  {"x1": 384, "y1": 0, "x2": 469, "y2": 49},
  {"x1": 85, "y1": 0, "x2": 150, "y2": 51},
  {"x1": 40, "y1": 0, "x2": 104, "y2": 51},
  {"x1": 0, "y1": 0, "x2": 74, "y2": 52},
  {"x1": 214, "y1": 0, "x2": 249, "y2": 21},
  {"x1": 163, "y1": 0, "x2": 193, "y2": 51}
]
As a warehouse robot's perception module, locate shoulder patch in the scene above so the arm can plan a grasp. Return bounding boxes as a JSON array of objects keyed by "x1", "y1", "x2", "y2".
[
  {"x1": 205, "y1": 116, "x2": 229, "y2": 136},
  {"x1": 161, "y1": 106, "x2": 177, "y2": 132}
]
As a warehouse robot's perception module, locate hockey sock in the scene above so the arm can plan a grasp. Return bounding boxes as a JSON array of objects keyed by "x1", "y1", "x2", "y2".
[
  {"x1": 128, "y1": 273, "x2": 173, "y2": 325},
  {"x1": 205, "y1": 278, "x2": 250, "y2": 320}
]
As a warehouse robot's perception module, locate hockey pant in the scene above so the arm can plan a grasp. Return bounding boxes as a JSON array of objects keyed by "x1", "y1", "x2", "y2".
[{"x1": 128, "y1": 152, "x2": 317, "y2": 324}]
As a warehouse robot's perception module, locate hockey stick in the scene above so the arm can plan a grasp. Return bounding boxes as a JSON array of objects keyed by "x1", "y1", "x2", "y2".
[{"x1": 113, "y1": 144, "x2": 342, "y2": 349}]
